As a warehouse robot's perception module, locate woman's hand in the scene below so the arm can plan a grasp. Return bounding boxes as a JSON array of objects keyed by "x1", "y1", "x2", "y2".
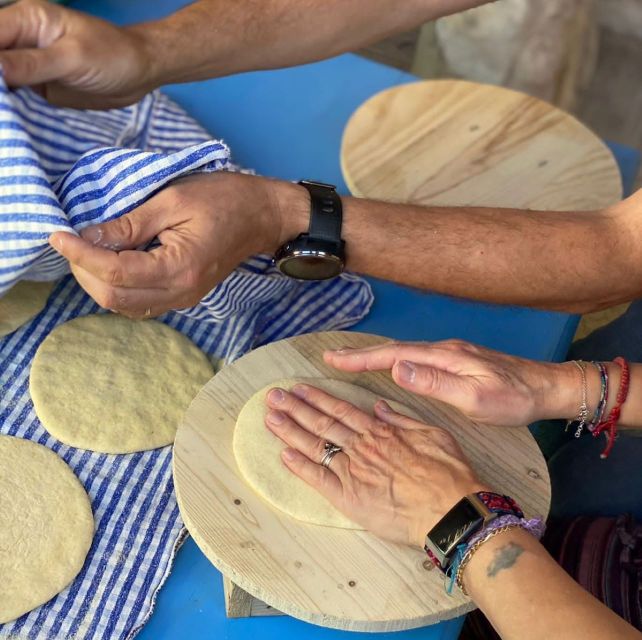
[
  {"x1": 324, "y1": 340, "x2": 580, "y2": 427},
  {"x1": 264, "y1": 383, "x2": 488, "y2": 548}
]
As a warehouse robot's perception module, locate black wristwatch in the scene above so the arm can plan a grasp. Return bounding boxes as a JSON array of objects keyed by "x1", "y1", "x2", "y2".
[
  {"x1": 424, "y1": 492, "x2": 524, "y2": 570},
  {"x1": 274, "y1": 180, "x2": 345, "y2": 280}
]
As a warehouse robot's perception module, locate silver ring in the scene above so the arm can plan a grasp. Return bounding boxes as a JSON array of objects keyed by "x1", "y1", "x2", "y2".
[{"x1": 320, "y1": 442, "x2": 342, "y2": 469}]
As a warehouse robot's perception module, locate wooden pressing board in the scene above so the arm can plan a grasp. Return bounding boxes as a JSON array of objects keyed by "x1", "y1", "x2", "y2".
[
  {"x1": 173, "y1": 331, "x2": 551, "y2": 632},
  {"x1": 340, "y1": 79, "x2": 622, "y2": 211}
]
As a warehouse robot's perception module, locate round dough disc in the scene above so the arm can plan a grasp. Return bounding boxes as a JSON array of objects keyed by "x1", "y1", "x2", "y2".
[
  {"x1": 0, "y1": 435, "x2": 94, "y2": 624},
  {"x1": 30, "y1": 314, "x2": 214, "y2": 453},
  {"x1": 233, "y1": 378, "x2": 422, "y2": 529},
  {"x1": 0, "y1": 281, "x2": 55, "y2": 338}
]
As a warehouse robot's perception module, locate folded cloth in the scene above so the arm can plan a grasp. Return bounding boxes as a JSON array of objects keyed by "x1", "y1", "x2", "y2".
[
  {"x1": 0, "y1": 73, "x2": 373, "y2": 359},
  {"x1": 0, "y1": 79, "x2": 373, "y2": 639}
]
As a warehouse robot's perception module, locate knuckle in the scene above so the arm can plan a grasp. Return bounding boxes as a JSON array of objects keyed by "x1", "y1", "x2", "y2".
[
  {"x1": 315, "y1": 414, "x2": 339, "y2": 437},
  {"x1": 441, "y1": 338, "x2": 469, "y2": 351},
  {"x1": 331, "y1": 399, "x2": 357, "y2": 423},
  {"x1": 95, "y1": 287, "x2": 117, "y2": 310},
  {"x1": 107, "y1": 265, "x2": 124, "y2": 287}
]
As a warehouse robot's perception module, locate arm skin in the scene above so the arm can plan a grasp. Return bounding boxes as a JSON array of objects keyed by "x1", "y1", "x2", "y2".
[
  {"x1": 0, "y1": 0, "x2": 489, "y2": 107},
  {"x1": 462, "y1": 527, "x2": 640, "y2": 640},
  {"x1": 274, "y1": 180, "x2": 642, "y2": 314},
  {"x1": 263, "y1": 384, "x2": 641, "y2": 640},
  {"x1": 49, "y1": 174, "x2": 642, "y2": 318},
  {"x1": 132, "y1": 0, "x2": 490, "y2": 85},
  {"x1": 323, "y1": 339, "x2": 642, "y2": 430}
]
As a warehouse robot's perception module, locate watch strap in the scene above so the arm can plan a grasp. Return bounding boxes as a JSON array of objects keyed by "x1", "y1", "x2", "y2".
[
  {"x1": 298, "y1": 180, "x2": 343, "y2": 244},
  {"x1": 475, "y1": 492, "x2": 524, "y2": 519}
]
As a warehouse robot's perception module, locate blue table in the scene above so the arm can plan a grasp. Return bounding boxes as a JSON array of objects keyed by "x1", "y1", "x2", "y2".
[{"x1": 69, "y1": 2, "x2": 642, "y2": 637}]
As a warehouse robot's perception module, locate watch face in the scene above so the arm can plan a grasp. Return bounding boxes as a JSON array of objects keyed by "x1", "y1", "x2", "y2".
[
  {"x1": 277, "y1": 254, "x2": 343, "y2": 281},
  {"x1": 426, "y1": 497, "x2": 486, "y2": 566}
]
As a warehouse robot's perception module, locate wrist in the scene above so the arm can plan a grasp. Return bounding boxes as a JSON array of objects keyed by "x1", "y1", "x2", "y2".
[
  {"x1": 534, "y1": 361, "x2": 597, "y2": 421},
  {"x1": 265, "y1": 179, "x2": 310, "y2": 250}
]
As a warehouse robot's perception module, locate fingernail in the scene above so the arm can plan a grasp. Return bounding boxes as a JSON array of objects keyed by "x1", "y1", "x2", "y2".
[
  {"x1": 81, "y1": 226, "x2": 103, "y2": 246},
  {"x1": 397, "y1": 361, "x2": 416, "y2": 384},
  {"x1": 292, "y1": 384, "x2": 308, "y2": 398},
  {"x1": 266, "y1": 410, "x2": 285, "y2": 424},
  {"x1": 267, "y1": 388, "x2": 285, "y2": 404},
  {"x1": 49, "y1": 234, "x2": 63, "y2": 251},
  {"x1": 282, "y1": 448, "x2": 296, "y2": 462},
  {"x1": 377, "y1": 400, "x2": 392, "y2": 412}
]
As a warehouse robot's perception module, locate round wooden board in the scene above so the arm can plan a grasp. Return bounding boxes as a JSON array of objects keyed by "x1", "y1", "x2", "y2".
[
  {"x1": 174, "y1": 331, "x2": 551, "y2": 632},
  {"x1": 341, "y1": 80, "x2": 622, "y2": 210}
]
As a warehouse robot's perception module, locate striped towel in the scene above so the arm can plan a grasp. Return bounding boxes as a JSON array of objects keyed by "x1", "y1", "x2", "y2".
[{"x1": 0, "y1": 78, "x2": 373, "y2": 639}]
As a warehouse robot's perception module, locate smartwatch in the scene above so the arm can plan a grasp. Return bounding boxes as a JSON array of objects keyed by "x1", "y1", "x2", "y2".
[
  {"x1": 274, "y1": 180, "x2": 345, "y2": 280},
  {"x1": 424, "y1": 492, "x2": 524, "y2": 570}
]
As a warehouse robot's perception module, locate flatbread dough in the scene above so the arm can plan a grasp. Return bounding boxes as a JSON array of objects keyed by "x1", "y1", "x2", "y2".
[
  {"x1": 0, "y1": 435, "x2": 94, "y2": 624},
  {"x1": 30, "y1": 314, "x2": 214, "y2": 453},
  {"x1": 234, "y1": 378, "x2": 423, "y2": 529},
  {"x1": 0, "y1": 281, "x2": 55, "y2": 338}
]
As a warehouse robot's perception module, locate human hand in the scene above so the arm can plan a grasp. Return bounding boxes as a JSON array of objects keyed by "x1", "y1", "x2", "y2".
[
  {"x1": 325, "y1": 340, "x2": 579, "y2": 427},
  {"x1": 48, "y1": 172, "x2": 308, "y2": 318},
  {"x1": 0, "y1": 0, "x2": 155, "y2": 108},
  {"x1": 264, "y1": 383, "x2": 488, "y2": 548}
]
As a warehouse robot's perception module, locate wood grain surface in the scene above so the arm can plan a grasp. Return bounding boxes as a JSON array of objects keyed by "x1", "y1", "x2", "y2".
[
  {"x1": 341, "y1": 80, "x2": 622, "y2": 210},
  {"x1": 174, "y1": 331, "x2": 551, "y2": 632}
]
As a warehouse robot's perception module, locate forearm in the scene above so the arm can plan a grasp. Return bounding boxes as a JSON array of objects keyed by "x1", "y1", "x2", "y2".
[
  {"x1": 273, "y1": 180, "x2": 642, "y2": 313},
  {"x1": 132, "y1": 0, "x2": 489, "y2": 84},
  {"x1": 463, "y1": 528, "x2": 639, "y2": 640}
]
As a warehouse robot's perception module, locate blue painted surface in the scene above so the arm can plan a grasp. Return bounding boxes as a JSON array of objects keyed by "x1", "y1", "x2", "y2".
[{"x1": 67, "y1": 1, "x2": 641, "y2": 637}]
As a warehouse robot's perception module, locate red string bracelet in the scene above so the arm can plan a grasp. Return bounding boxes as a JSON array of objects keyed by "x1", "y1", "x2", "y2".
[{"x1": 592, "y1": 357, "x2": 630, "y2": 459}]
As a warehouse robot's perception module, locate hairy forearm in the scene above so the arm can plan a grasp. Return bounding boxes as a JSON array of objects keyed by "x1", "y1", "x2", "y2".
[
  {"x1": 463, "y1": 528, "x2": 639, "y2": 640},
  {"x1": 274, "y1": 180, "x2": 642, "y2": 314},
  {"x1": 132, "y1": 0, "x2": 489, "y2": 84}
]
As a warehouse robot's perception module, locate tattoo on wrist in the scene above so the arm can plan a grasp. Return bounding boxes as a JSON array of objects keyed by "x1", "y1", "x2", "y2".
[{"x1": 486, "y1": 542, "x2": 524, "y2": 578}]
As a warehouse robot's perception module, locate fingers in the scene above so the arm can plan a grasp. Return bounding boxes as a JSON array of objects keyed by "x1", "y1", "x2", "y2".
[
  {"x1": 0, "y1": 43, "x2": 72, "y2": 88},
  {"x1": 280, "y1": 448, "x2": 343, "y2": 503},
  {"x1": 288, "y1": 384, "x2": 382, "y2": 436},
  {"x1": 71, "y1": 265, "x2": 171, "y2": 317},
  {"x1": 265, "y1": 388, "x2": 356, "y2": 446},
  {"x1": 391, "y1": 360, "x2": 471, "y2": 405},
  {"x1": 266, "y1": 408, "x2": 350, "y2": 478},
  {"x1": 49, "y1": 232, "x2": 170, "y2": 289},
  {"x1": 79, "y1": 200, "x2": 171, "y2": 252},
  {"x1": 325, "y1": 341, "x2": 467, "y2": 374},
  {"x1": 0, "y1": 0, "x2": 57, "y2": 49}
]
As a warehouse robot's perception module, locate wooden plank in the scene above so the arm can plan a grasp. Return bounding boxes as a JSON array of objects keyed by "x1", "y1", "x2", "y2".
[
  {"x1": 223, "y1": 575, "x2": 283, "y2": 618},
  {"x1": 174, "y1": 331, "x2": 552, "y2": 632},
  {"x1": 340, "y1": 79, "x2": 622, "y2": 211}
]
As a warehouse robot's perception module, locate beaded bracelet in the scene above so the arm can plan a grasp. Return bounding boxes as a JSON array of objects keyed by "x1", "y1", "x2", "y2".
[
  {"x1": 587, "y1": 361, "x2": 609, "y2": 432},
  {"x1": 446, "y1": 513, "x2": 546, "y2": 595},
  {"x1": 592, "y1": 356, "x2": 630, "y2": 459}
]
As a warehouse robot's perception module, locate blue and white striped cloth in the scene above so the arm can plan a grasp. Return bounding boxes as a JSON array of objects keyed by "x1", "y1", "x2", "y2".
[{"x1": 0, "y1": 75, "x2": 373, "y2": 639}]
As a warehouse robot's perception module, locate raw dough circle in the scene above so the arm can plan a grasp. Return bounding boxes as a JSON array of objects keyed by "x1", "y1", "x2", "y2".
[
  {"x1": 30, "y1": 314, "x2": 214, "y2": 453},
  {"x1": 0, "y1": 281, "x2": 55, "y2": 338},
  {"x1": 233, "y1": 378, "x2": 422, "y2": 529},
  {"x1": 0, "y1": 435, "x2": 94, "y2": 624}
]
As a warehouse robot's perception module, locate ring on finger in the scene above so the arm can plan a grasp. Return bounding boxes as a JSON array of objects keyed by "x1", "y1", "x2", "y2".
[{"x1": 320, "y1": 442, "x2": 343, "y2": 469}]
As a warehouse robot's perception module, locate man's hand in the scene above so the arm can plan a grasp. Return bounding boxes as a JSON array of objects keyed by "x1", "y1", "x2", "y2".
[
  {"x1": 264, "y1": 383, "x2": 487, "y2": 548},
  {"x1": 325, "y1": 340, "x2": 581, "y2": 426},
  {"x1": 0, "y1": 0, "x2": 154, "y2": 108},
  {"x1": 49, "y1": 172, "x2": 308, "y2": 317}
]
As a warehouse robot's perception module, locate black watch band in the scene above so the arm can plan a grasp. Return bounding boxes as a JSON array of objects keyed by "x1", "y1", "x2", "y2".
[
  {"x1": 299, "y1": 179, "x2": 343, "y2": 245},
  {"x1": 273, "y1": 180, "x2": 345, "y2": 281}
]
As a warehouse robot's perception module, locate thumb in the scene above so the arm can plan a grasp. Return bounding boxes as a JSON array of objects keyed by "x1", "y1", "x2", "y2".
[
  {"x1": 0, "y1": 43, "x2": 72, "y2": 87},
  {"x1": 79, "y1": 200, "x2": 170, "y2": 251},
  {"x1": 392, "y1": 360, "x2": 471, "y2": 408}
]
